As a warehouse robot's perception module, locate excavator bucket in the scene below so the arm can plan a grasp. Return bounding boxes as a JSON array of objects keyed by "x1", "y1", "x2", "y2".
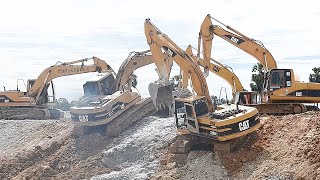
[{"x1": 148, "y1": 82, "x2": 174, "y2": 117}]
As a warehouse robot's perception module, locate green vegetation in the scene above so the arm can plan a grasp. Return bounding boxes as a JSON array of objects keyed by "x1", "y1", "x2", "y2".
[
  {"x1": 309, "y1": 67, "x2": 320, "y2": 83},
  {"x1": 250, "y1": 63, "x2": 265, "y2": 93}
]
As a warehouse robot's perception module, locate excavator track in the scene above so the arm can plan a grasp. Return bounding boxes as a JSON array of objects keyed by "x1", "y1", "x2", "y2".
[
  {"x1": 0, "y1": 108, "x2": 50, "y2": 120},
  {"x1": 169, "y1": 134, "x2": 250, "y2": 154},
  {"x1": 0, "y1": 108, "x2": 62, "y2": 120},
  {"x1": 73, "y1": 97, "x2": 157, "y2": 137},
  {"x1": 250, "y1": 103, "x2": 308, "y2": 115},
  {"x1": 106, "y1": 97, "x2": 156, "y2": 136}
]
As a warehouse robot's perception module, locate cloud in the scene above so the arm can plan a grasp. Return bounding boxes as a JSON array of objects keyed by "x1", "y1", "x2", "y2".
[{"x1": 0, "y1": 0, "x2": 319, "y2": 101}]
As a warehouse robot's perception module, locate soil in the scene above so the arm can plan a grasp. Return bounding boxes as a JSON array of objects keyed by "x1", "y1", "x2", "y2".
[
  {"x1": 152, "y1": 111, "x2": 320, "y2": 180},
  {"x1": 1, "y1": 111, "x2": 320, "y2": 180}
]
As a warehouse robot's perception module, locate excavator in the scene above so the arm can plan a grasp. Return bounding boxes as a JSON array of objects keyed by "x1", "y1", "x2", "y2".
[
  {"x1": 0, "y1": 57, "x2": 113, "y2": 120},
  {"x1": 184, "y1": 45, "x2": 261, "y2": 107},
  {"x1": 199, "y1": 14, "x2": 320, "y2": 114},
  {"x1": 182, "y1": 45, "x2": 244, "y2": 94},
  {"x1": 70, "y1": 50, "x2": 173, "y2": 137},
  {"x1": 145, "y1": 18, "x2": 260, "y2": 153}
]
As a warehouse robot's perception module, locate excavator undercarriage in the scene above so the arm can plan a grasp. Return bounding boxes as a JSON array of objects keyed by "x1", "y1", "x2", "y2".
[{"x1": 72, "y1": 94, "x2": 157, "y2": 137}]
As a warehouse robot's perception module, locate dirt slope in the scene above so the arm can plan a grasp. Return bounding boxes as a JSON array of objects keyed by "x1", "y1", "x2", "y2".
[
  {"x1": 1, "y1": 111, "x2": 319, "y2": 179},
  {"x1": 0, "y1": 116, "x2": 176, "y2": 180},
  {"x1": 152, "y1": 111, "x2": 320, "y2": 180}
]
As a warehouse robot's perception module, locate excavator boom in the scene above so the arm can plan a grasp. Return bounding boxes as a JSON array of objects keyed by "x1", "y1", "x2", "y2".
[
  {"x1": 28, "y1": 57, "x2": 114, "y2": 99},
  {"x1": 201, "y1": 14, "x2": 277, "y2": 70},
  {"x1": 185, "y1": 45, "x2": 244, "y2": 94},
  {"x1": 145, "y1": 18, "x2": 214, "y2": 112}
]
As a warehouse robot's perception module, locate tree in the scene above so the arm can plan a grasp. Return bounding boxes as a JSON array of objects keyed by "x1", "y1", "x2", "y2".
[
  {"x1": 250, "y1": 63, "x2": 266, "y2": 93},
  {"x1": 309, "y1": 67, "x2": 320, "y2": 83}
]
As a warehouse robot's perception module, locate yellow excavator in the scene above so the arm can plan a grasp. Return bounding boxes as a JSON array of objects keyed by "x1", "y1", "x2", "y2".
[
  {"x1": 184, "y1": 45, "x2": 260, "y2": 107},
  {"x1": 145, "y1": 18, "x2": 260, "y2": 153},
  {"x1": 70, "y1": 50, "x2": 173, "y2": 137},
  {"x1": 199, "y1": 14, "x2": 320, "y2": 114},
  {"x1": 181, "y1": 45, "x2": 244, "y2": 94},
  {"x1": 0, "y1": 57, "x2": 113, "y2": 120}
]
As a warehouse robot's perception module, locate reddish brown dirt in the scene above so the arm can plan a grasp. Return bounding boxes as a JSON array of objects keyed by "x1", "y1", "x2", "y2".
[
  {"x1": 224, "y1": 111, "x2": 320, "y2": 179},
  {"x1": 152, "y1": 111, "x2": 320, "y2": 180},
  {"x1": 1, "y1": 111, "x2": 320, "y2": 179}
]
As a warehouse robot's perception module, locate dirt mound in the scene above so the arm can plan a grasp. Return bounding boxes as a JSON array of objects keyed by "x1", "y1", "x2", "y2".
[
  {"x1": 1, "y1": 132, "x2": 112, "y2": 180},
  {"x1": 2, "y1": 111, "x2": 319, "y2": 179},
  {"x1": 0, "y1": 118, "x2": 113, "y2": 180},
  {"x1": 0, "y1": 115, "x2": 177, "y2": 180},
  {"x1": 220, "y1": 111, "x2": 320, "y2": 179},
  {"x1": 152, "y1": 111, "x2": 320, "y2": 180}
]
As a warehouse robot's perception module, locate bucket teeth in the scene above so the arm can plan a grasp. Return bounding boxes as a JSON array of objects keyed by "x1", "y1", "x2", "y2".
[{"x1": 148, "y1": 82, "x2": 173, "y2": 111}]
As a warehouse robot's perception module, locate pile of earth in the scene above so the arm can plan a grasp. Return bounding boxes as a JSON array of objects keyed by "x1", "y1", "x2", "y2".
[{"x1": 152, "y1": 111, "x2": 320, "y2": 180}]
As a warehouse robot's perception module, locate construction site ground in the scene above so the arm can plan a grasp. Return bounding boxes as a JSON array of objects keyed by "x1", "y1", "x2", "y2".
[{"x1": 0, "y1": 111, "x2": 319, "y2": 180}]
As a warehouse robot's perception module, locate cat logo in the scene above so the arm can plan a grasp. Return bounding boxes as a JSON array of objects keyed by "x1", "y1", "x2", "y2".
[
  {"x1": 79, "y1": 115, "x2": 89, "y2": 122},
  {"x1": 239, "y1": 120, "x2": 250, "y2": 131},
  {"x1": 213, "y1": 65, "x2": 221, "y2": 73},
  {"x1": 223, "y1": 35, "x2": 244, "y2": 45},
  {"x1": 230, "y1": 36, "x2": 239, "y2": 44}
]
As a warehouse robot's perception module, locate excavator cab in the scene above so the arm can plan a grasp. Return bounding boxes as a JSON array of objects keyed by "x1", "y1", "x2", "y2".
[
  {"x1": 174, "y1": 96, "x2": 209, "y2": 134},
  {"x1": 235, "y1": 91, "x2": 261, "y2": 105},
  {"x1": 83, "y1": 72, "x2": 117, "y2": 96},
  {"x1": 269, "y1": 69, "x2": 292, "y2": 92},
  {"x1": 27, "y1": 79, "x2": 55, "y2": 104}
]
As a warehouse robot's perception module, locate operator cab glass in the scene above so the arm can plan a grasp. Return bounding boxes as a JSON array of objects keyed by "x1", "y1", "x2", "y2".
[
  {"x1": 174, "y1": 97, "x2": 207, "y2": 133},
  {"x1": 174, "y1": 100, "x2": 187, "y2": 129},
  {"x1": 236, "y1": 92, "x2": 260, "y2": 105},
  {"x1": 193, "y1": 97, "x2": 209, "y2": 116},
  {"x1": 83, "y1": 82, "x2": 100, "y2": 96},
  {"x1": 83, "y1": 73, "x2": 116, "y2": 96},
  {"x1": 269, "y1": 69, "x2": 292, "y2": 92},
  {"x1": 99, "y1": 74, "x2": 116, "y2": 95}
]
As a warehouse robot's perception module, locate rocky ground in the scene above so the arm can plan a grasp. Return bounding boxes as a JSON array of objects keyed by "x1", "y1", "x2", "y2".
[{"x1": 0, "y1": 111, "x2": 319, "y2": 179}]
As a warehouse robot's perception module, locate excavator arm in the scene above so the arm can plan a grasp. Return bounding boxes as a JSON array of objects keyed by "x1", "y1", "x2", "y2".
[
  {"x1": 200, "y1": 14, "x2": 277, "y2": 70},
  {"x1": 144, "y1": 18, "x2": 214, "y2": 112},
  {"x1": 115, "y1": 50, "x2": 170, "y2": 92},
  {"x1": 28, "y1": 57, "x2": 114, "y2": 104},
  {"x1": 185, "y1": 45, "x2": 244, "y2": 94}
]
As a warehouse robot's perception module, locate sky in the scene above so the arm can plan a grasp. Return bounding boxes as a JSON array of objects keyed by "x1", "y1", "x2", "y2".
[{"x1": 0, "y1": 0, "x2": 319, "y2": 101}]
